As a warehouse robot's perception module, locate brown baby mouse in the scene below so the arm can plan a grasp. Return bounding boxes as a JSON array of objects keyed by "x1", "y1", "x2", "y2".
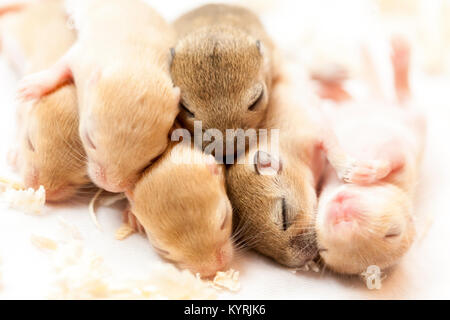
[
  {"x1": 315, "y1": 40, "x2": 425, "y2": 275},
  {"x1": 225, "y1": 71, "x2": 382, "y2": 268},
  {"x1": 170, "y1": 4, "x2": 280, "y2": 153},
  {"x1": 1, "y1": 0, "x2": 89, "y2": 202},
  {"x1": 17, "y1": 0, "x2": 180, "y2": 193},
  {"x1": 127, "y1": 141, "x2": 234, "y2": 278}
]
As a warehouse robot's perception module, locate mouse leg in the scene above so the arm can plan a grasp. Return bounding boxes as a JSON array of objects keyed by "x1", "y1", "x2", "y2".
[
  {"x1": 318, "y1": 130, "x2": 392, "y2": 185},
  {"x1": 122, "y1": 207, "x2": 145, "y2": 235},
  {"x1": 17, "y1": 51, "x2": 74, "y2": 101},
  {"x1": 0, "y1": 2, "x2": 27, "y2": 16}
]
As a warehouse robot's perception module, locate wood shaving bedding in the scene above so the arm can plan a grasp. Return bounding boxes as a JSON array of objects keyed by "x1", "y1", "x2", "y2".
[
  {"x1": 31, "y1": 235, "x2": 58, "y2": 251},
  {"x1": 210, "y1": 269, "x2": 241, "y2": 292},
  {"x1": 47, "y1": 239, "x2": 217, "y2": 300},
  {"x1": 115, "y1": 224, "x2": 136, "y2": 241},
  {"x1": 0, "y1": 177, "x2": 45, "y2": 215},
  {"x1": 291, "y1": 260, "x2": 321, "y2": 274}
]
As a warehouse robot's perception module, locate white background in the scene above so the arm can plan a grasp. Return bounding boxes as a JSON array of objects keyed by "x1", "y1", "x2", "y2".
[{"x1": 0, "y1": 0, "x2": 450, "y2": 299}]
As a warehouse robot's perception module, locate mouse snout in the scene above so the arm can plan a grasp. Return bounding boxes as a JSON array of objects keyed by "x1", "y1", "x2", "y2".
[
  {"x1": 289, "y1": 234, "x2": 318, "y2": 265},
  {"x1": 216, "y1": 241, "x2": 234, "y2": 270},
  {"x1": 88, "y1": 161, "x2": 131, "y2": 193},
  {"x1": 192, "y1": 242, "x2": 234, "y2": 278},
  {"x1": 327, "y1": 191, "x2": 361, "y2": 227},
  {"x1": 24, "y1": 167, "x2": 40, "y2": 190}
]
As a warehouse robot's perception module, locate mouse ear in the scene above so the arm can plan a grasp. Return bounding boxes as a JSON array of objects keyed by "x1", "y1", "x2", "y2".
[{"x1": 254, "y1": 151, "x2": 282, "y2": 176}]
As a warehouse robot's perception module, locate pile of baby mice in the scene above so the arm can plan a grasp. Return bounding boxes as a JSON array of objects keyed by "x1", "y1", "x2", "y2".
[{"x1": 1, "y1": 0, "x2": 425, "y2": 279}]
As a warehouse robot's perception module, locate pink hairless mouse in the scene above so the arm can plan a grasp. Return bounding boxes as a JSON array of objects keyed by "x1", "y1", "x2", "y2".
[{"x1": 316, "y1": 38, "x2": 426, "y2": 274}]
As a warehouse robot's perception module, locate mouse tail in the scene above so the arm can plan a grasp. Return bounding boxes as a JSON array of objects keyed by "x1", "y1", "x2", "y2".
[
  {"x1": 391, "y1": 36, "x2": 412, "y2": 104},
  {"x1": 0, "y1": 1, "x2": 27, "y2": 17},
  {"x1": 360, "y1": 38, "x2": 397, "y2": 104}
]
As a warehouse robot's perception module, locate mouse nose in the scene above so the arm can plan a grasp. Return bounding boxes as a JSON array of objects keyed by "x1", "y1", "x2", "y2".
[
  {"x1": 24, "y1": 167, "x2": 40, "y2": 190},
  {"x1": 89, "y1": 162, "x2": 128, "y2": 193},
  {"x1": 327, "y1": 192, "x2": 360, "y2": 226},
  {"x1": 289, "y1": 234, "x2": 318, "y2": 265}
]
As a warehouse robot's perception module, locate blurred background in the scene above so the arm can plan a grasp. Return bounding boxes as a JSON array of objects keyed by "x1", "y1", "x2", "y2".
[{"x1": 0, "y1": 0, "x2": 449, "y2": 299}]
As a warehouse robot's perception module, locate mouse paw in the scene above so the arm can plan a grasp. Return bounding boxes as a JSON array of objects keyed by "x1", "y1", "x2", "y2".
[
  {"x1": 341, "y1": 159, "x2": 391, "y2": 185},
  {"x1": 17, "y1": 72, "x2": 53, "y2": 101},
  {"x1": 122, "y1": 209, "x2": 145, "y2": 235}
]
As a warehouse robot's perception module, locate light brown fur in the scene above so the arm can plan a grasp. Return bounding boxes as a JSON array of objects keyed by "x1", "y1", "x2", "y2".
[
  {"x1": 170, "y1": 4, "x2": 280, "y2": 151},
  {"x1": 130, "y1": 142, "x2": 234, "y2": 277},
  {"x1": 17, "y1": 0, "x2": 180, "y2": 193},
  {"x1": 226, "y1": 78, "x2": 327, "y2": 267},
  {"x1": 1, "y1": 0, "x2": 89, "y2": 202}
]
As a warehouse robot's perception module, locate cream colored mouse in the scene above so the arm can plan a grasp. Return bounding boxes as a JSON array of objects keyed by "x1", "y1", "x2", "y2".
[
  {"x1": 1, "y1": 0, "x2": 89, "y2": 202},
  {"x1": 225, "y1": 69, "x2": 383, "y2": 267},
  {"x1": 17, "y1": 0, "x2": 180, "y2": 193},
  {"x1": 315, "y1": 39, "x2": 425, "y2": 275},
  {"x1": 170, "y1": 4, "x2": 280, "y2": 153},
  {"x1": 127, "y1": 141, "x2": 234, "y2": 278}
]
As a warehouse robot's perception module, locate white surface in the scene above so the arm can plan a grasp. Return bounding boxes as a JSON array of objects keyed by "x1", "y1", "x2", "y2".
[{"x1": 1, "y1": 0, "x2": 450, "y2": 300}]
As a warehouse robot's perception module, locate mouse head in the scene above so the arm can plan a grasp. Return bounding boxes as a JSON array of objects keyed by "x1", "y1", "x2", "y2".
[
  {"x1": 170, "y1": 27, "x2": 272, "y2": 152},
  {"x1": 19, "y1": 86, "x2": 89, "y2": 202},
  {"x1": 80, "y1": 66, "x2": 180, "y2": 193},
  {"x1": 130, "y1": 143, "x2": 234, "y2": 278},
  {"x1": 316, "y1": 183, "x2": 416, "y2": 275},
  {"x1": 226, "y1": 146, "x2": 319, "y2": 268}
]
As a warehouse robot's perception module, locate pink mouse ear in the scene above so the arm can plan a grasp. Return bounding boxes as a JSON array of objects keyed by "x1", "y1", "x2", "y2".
[{"x1": 254, "y1": 151, "x2": 282, "y2": 176}]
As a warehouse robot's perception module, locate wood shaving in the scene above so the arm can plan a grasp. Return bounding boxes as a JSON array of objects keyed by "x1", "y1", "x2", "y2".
[
  {"x1": 291, "y1": 260, "x2": 321, "y2": 274},
  {"x1": 210, "y1": 269, "x2": 241, "y2": 292},
  {"x1": 57, "y1": 217, "x2": 83, "y2": 241},
  {"x1": 31, "y1": 235, "x2": 58, "y2": 251},
  {"x1": 47, "y1": 240, "x2": 216, "y2": 300},
  {"x1": 115, "y1": 223, "x2": 136, "y2": 241},
  {"x1": 1, "y1": 183, "x2": 45, "y2": 215}
]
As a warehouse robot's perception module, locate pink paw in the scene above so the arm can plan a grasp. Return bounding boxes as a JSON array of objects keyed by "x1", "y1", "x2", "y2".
[
  {"x1": 17, "y1": 72, "x2": 51, "y2": 101},
  {"x1": 342, "y1": 159, "x2": 391, "y2": 185},
  {"x1": 122, "y1": 208, "x2": 145, "y2": 235}
]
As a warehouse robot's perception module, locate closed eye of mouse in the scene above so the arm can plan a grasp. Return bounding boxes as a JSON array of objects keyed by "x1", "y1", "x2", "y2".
[
  {"x1": 248, "y1": 86, "x2": 264, "y2": 111},
  {"x1": 179, "y1": 100, "x2": 194, "y2": 118},
  {"x1": 26, "y1": 134, "x2": 35, "y2": 152},
  {"x1": 227, "y1": 147, "x2": 319, "y2": 268}
]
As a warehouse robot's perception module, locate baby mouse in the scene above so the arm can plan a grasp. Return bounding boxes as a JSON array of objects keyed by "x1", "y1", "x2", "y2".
[
  {"x1": 225, "y1": 71, "x2": 381, "y2": 268},
  {"x1": 127, "y1": 141, "x2": 234, "y2": 278},
  {"x1": 170, "y1": 4, "x2": 280, "y2": 154},
  {"x1": 315, "y1": 39, "x2": 425, "y2": 275},
  {"x1": 17, "y1": 0, "x2": 180, "y2": 193},
  {"x1": 1, "y1": 0, "x2": 89, "y2": 202}
]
